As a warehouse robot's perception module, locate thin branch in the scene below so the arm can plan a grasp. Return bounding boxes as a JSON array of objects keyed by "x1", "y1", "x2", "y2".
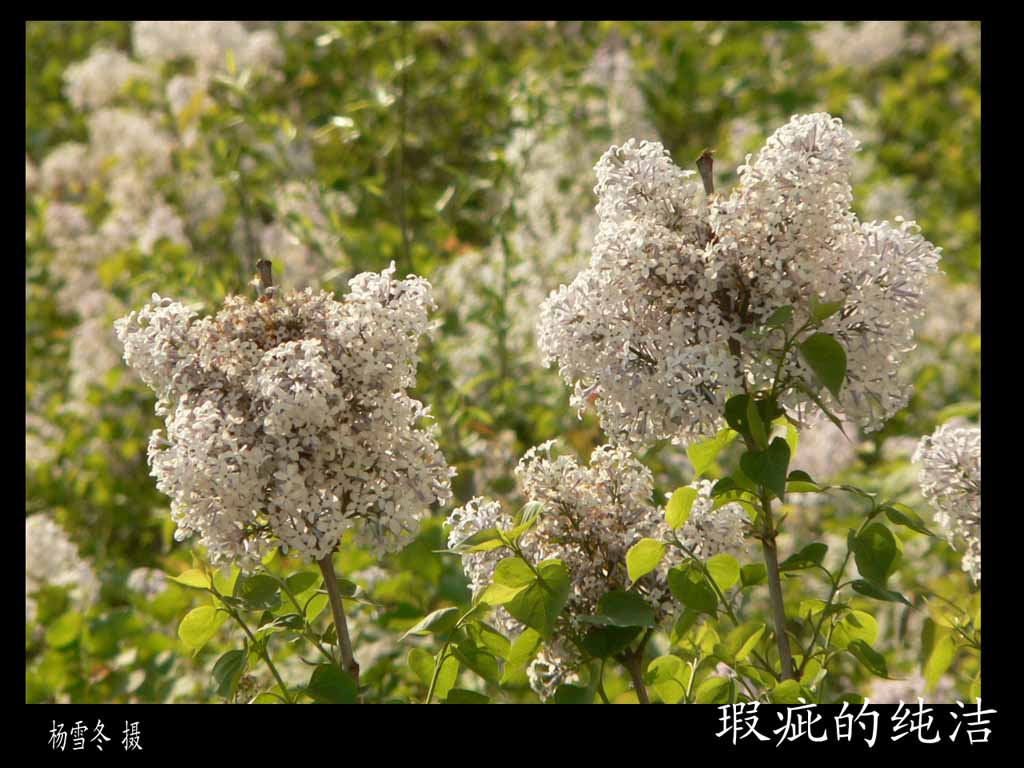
[{"x1": 318, "y1": 554, "x2": 361, "y2": 689}]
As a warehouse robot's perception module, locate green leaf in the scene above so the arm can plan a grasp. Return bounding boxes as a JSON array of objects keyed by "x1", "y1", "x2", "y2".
[
  {"x1": 668, "y1": 564, "x2": 718, "y2": 614},
  {"x1": 505, "y1": 501, "x2": 545, "y2": 540},
  {"x1": 444, "y1": 689, "x2": 489, "y2": 704},
  {"x1": 45, "y1": 612, "x2": 83, "y2": 648},
  {"x1": 710, "y1": 477, "x2": 738, "y2": 497},
  {"x1": 937, "y1": 401, "x2": 981, "y2": 422},
  {"x1": 407, "y1": 647, "x2": 433, "y2": 684},
  {"x1": 799, "y1": 332, "x2": 847, "y2": 399},
  {"x1": 581, "y1": 625, "x2": 642, "y2": 659},
  {"x1": 695, "y1": 676, "x2": 732, "y2": 704},
  {"x1": 739, "y1": 437, "x2": 791, "y2": 500},
  {"x1": 783, "y1": 419, "x2": 800, "y2": 458},
  {"x1": 627, "y1": 538, "x2": 666, "y2": 582},
  {"x1": 501, "y1": 628, "x2": 543, "y2": 684},
  {"x1": 666, "y1": 487, "x2": 698, "y2": 530},
  {"x1": 645, "y1": 655, "x2": 689, "y2": 704},
  {"x1": 178, "y1": 605, "x2": 225, "y2": 652},
  {"x1": 169, "y1": 569, "x2": 211, "y2": 591},
  {"x1": 747, "y1": 396, "x2": 769, "y2": 450},
  {"x1": 491, "y1": 557, "x2": 536, "y2": 587},
  {"x1": 687, "y1": 429, "x2": 738, "y2": 478},
  {"x1": 467, "y1": 622, "x2": 511, "y2": 659},
  {"x1": 786, "y1": 469, "x2": 825, "y2": 494},
  {"x1": 452, "y1": 527, "x2": 505, "y2": 553},
  {"x1": 741, "y1": 563, "x2": 767, "y2": 587},
  {"x1": 306, "y1": 664, "x2": 357, "y2": 704},
  {"x1": 552, "y1": 684, "x2": 594, "y2": 704},
  {"x1": 765, "y1": 304, "x2": 794, "y2": 329},
  {"x1": 453, "y1": 642, "x2": 501, "y2": 684},
  {"x1": 810, "y1": 297, "x2": 844, "y2": 324},
  {"x1": 706, "y1": 553, "x2": 740, "y2": 591},
  {"x1": 401, "y1": 607, "x2": 460, "y2": 639},
  {"x1": 831, "y1": 610, "x2": 878, "y2": 648},
  {"x1": 883, "y1": 503, "x2": 935, "y2": 537},
  {"x1": 769, "y1": 679, "x2": 806, "y2": 704},
  {"x1": 594, "y1": 590, "x2": 656, "y2": 628},
  {"x1": 847, "y1": 640, "x2": 888, "y2": 677},
  {"x1": 285, "y1": 572, "x2": 318, "y2": 595},
  {"x1": 779, "y1": 542, "x2": 828, "y2": 572},
  {"x1": 853, "y1": 523, "x2": 899, "y2": 587},
  {"x1": 725, "y1": 394, "x2": 752, "y2": 434},
  {"x1": 212, "y1": 566, "x2": 239, "y2": 596},
  {"x1": 505, "y1": 560, "x2": 569, "y2": 638},
  {"x1": 409, "y1": 648, "x2": 459, "y2": 699},
  {"x1": 924, "y1": 632, "x2": 957, "y2": 690},
  {"x1": 213, "y1": 650, "x2": 247, "y2": 699},
  {"x1": 304, "y1": 593, "x2": 329, "y2": 622},
  {"x1": 850, "y1": 580, "x2": 911, "y2": 606},
  {"x1": 670, "y1": 610, "x2": 701, "y2": 644},
  {"x1": 724, "y1": 622, "x2": 766, "y2": 662},
  {"x1": 477, "y1": 557, "x2": 537, "y2": 607},
  {"x1": 234, "y1": 574, "x2": 281, "y2": 611}
]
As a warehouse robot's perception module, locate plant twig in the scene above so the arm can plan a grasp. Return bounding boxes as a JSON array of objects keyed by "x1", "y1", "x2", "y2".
[
  {"x1": 759, "y1": 490, "x2": 796, "y2": 681},
  {"x1": 318, "y1": 555, "x2": 360, "y2": 688},
  {"x1": 619, "y1": 650, "x2": 651, "y2": 704}
]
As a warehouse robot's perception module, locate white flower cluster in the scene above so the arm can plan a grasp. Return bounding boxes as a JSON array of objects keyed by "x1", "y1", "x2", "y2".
[
  {"x1": 447, "y1": 441, "x2": 747, "y2": 699},
  {"x1": 674, "y1": 480, "x2": 749, "y2": 560},
  {"x1": 115, "y1": 265, "x2": 454, "y2": 568},
  {"x1": 913, "y1": 422, "x2": 981, "y2": 582},
  {"x1": 26, "y1": 413, "x2": 62, "y2": 471},
  {"x1": 28, "y1": 23, "x2": 294, "y2": 410},
  {"x1": 63, "y1": 47, "x2": 152, "y2": 110},
  {"x1": 25, "y1": 515, "x2": 100, "y2": 623},
  {"x1": 132, "y1": 21, "x2": 282, "y2": 78},
  {"x1": 538, "y1": 114, "x2": 942, "y2": 447},
  {"x1": 811, "y1": 21, "x2": 908, "y2": 69},
  {"x1": 126, "y1": 567, "x2": 168, "y2": 600},
  {"x1": 813, "y1": 21, "x2": 978, "y2": 71},
  {"x1": 448, "y1": 442, "x2": 661, "y2": 697}
]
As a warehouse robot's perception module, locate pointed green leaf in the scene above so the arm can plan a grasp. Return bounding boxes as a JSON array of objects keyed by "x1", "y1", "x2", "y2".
[
  {"x1": 799, "y1": 332, "x2": 847, "y2": 399},
  {"x1": 627, "y1": 538, "x2": 666, "y2": 582},
  {"x1": 178, "y1": 605, "x2": 225, "y2": 652},
  {"x1": 401, "y1": 607, "x2": 460, "y2": 640},
  {"x1": 666, "y1": 486, "x2": 698, "y2": 530},
  {"x1": 306, "y1": 664, "x2": 357, "y2": 703},
  {"x1": 687, "y1": 429, "x2": 738, "y2": 478},
  {"x1": 706, "y1": 553, "x2": 741, "y2": 591}
]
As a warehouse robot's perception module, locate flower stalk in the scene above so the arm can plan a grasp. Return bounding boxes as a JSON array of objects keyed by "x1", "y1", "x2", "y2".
[{"x1": 318, "y1": 554, "x2": 360, "y2": 689}]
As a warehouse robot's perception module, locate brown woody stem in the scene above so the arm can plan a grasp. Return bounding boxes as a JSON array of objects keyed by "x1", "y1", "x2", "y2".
[{"x1": 318, "y1": 555, "x2": 360, "y2": 690}]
